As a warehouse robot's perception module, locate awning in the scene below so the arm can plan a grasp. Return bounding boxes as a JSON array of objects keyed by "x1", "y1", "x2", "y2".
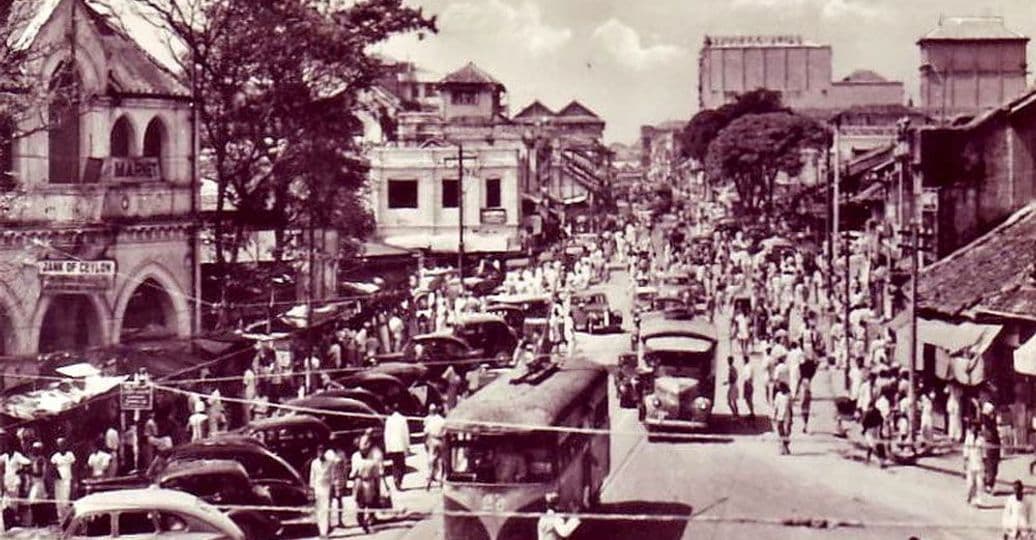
[
  {"x1": 359, "y1": 241, "x2": 414, "y2": 258},
  {"x1": 563, "y1": 194, "x2": 588, "y2": 205},
  {"x1": 1015, "y1": 334, "x2": 1036, "y2": 376},
  {"x1": 892, "y1": 317, "x2": 1002, "y2": 383},
  {"x1": 384, "y1": 233, "x2": 515, "y2": 253}
]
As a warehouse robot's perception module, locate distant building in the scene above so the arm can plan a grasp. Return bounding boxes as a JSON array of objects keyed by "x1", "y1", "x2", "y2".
[
  {"x1": 698, "y1": 35, "x2": 904, "y2": 112},
  {"x1": 918, "y1": 16, "x2": 1029, "y2": 119}
]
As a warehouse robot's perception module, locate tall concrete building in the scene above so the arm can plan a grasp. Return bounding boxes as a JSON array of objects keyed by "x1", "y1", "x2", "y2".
[
  {"x1": 918, "y1": 16, "x2": 1029, "y2": 119},
  {"x1": 698, "y1": 35, "x2": 904, "y2": 111}
]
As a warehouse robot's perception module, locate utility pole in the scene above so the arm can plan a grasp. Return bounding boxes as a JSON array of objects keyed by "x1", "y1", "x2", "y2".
[
  {"x1": 843, "y1": 230, "x2": 851, "y2": 389},
  {"x1": 457, "y1": 141, "x2": 465, "y2": 291}
]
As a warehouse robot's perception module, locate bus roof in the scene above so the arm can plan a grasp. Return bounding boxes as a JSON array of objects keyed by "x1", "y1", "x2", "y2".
[
  {"x1": 445, "y1": 359, "x2": 607, "y2": 434},
  {"x1": 640, "y1": 317, "x2": 717, "y2": 342}
]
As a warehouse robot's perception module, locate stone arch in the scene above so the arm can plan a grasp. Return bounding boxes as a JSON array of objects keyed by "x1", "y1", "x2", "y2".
[
  {"x1": 112, "y1": 262, "x2": 190, "y2": 343},
  {"x1": 32, "y1": 293, "x2": 110, "y2": 354},
  {"x1": 110, "y1": 114, "x2": 136, "y2": 157},
  {"x1": 142, "y1": 115, "x2": 170, "y2": 159}
]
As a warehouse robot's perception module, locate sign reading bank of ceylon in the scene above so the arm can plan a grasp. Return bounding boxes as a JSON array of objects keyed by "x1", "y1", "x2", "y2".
[{"x1": 37, "y1": 259, "x2": 117, "y2": 291}]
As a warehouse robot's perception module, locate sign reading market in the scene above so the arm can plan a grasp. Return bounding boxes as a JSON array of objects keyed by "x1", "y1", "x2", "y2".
[{"x1": 37, "y1": 259, "x2": 117, "y2": 292}]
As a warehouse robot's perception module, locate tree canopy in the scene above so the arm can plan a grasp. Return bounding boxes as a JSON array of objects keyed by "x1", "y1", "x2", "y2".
[
  {"x1": 703, "y1": 111, "x2": 829, "y2": 214},
  {"x1": 679, "y1": 88, "x2": 785, "y2": 161}
]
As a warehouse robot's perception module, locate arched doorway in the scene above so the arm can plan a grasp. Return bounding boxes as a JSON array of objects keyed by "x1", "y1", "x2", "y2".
[
  {"x1": 38, "y1": 294, "x2": 103, "y2": 354},
  {"x1": 110, "y1": 116, "x2": 134, "y2": 157},
  {"x1": 120, "y1": 278, "x2": 177, "y2": 342}
]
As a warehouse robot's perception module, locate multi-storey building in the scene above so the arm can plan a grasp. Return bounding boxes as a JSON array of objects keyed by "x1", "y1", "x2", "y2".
[
  {"x1": 0, "y1": 0, "x2": 197, "y2": 356},
  {"x1": 918, "y1": 16, "x2": 1029, "y2": 119},
  {"x1": 698, "y1": 35, "x2": 904, "y2": 111}
]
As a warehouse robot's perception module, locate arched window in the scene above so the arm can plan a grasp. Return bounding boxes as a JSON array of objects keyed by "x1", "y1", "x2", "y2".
[
  {"x1": 48, "y1": 62, "x2": 81, "y2": 184},
  {"x1": 143, "y1": 117, "x2": 166, "y2": 159},
  {"x1": 110, "y1": 116, "x2": 132, "y2": 157}
]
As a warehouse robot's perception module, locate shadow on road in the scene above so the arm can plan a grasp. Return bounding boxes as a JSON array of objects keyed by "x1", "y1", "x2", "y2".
[
  {"x1": 573, "y1": 501, "x2": 693, "y2": 540},
  {"x1": 709, "y1": 414, "x2": 773, "y2": 436}
]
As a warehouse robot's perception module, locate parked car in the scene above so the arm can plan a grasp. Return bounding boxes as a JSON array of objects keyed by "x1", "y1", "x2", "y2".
[
  {"x1": 283, "y1": 396, "x2": 383, "y2": 446},
  {"x1": 61, "y1": 487, "x2": 246, "y2": 539},
  {"x1": 368, "y1": 362, "x2": 429, "y2": 386},
  {"x1": 82, "y1": 438, "x2": 311, "y2": 519},
  {"x1": 376, "y1": 333, "x2": 484, "y2": 377},
  {"x1": 314, "y1": 387, "x2": 387, "y2": 413},
  {"x1": 156, "y1": 460, "x2": 282, "y2": 537},
  {"x1": 483, "y1": 304, "x2": 525, "y2": 336},
  {"x1": 571, "y1": 291, "x2": 623, "y2": 334},
  {"x1": 485, "y1": 293, "x2": 552, "y2": 340},
  {"x1": 451, "y1": 313, "x2": 518, "y2": 365},
  {"x1": 228, "y1": 414, "x2": 331, "y2": 476}
]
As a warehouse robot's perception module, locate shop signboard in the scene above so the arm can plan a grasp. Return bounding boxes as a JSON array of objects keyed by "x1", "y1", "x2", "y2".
[
  {"x1": 480, "y1": 208, "x2": 507, "y2": 225},
  {"x1": 120, "y1": 381, "x2": 154, "y2": 411},
  {"x1": 37, "y1": 259, "x2": 116, "y2": 292},
  {"x1": 103, "y1": 157, "x2": 161, "y2": 182}
]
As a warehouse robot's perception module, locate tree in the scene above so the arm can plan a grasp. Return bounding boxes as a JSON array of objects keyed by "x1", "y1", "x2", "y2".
[
  {"x1": 130, "y1": 0, "x2": 435, "y2": 326},
  {"x1": 679, "y1": 88, "x2": 785, "y2": 161},
  {"x1": 703, "y1": 111, "x2": 829, "y2": 214}
]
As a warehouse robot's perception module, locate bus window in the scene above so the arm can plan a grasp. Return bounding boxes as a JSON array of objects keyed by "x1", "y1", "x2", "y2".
[{"x1": 447, "y1": 433, "x2": 555, "y2": 484}]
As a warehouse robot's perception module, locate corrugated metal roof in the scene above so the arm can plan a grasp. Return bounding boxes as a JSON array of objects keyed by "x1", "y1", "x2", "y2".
[{"x1": 920, "y1": 16, "x2": 1027, "y2": 41}]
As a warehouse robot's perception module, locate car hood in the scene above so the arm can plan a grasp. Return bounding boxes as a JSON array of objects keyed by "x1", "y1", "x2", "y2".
[{"x1": 655, "y1": 376, "x2": 702, "y2": 396}]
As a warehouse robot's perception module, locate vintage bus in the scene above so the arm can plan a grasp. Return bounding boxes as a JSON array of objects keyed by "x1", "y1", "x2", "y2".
[
  {"x1": 442, "y1": 359, "x2": 610, "y2": 540},
  {"x1": 636, "y1": 314, "x2": 719, "y2": 432}
]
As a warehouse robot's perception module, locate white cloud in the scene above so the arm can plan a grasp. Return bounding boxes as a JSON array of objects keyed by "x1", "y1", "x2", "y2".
[
  {"x1": 590, "y1": 18, "x2": 684, "y2": 71},
  {"x1": 440, "y1": 0, "x2": 572, "y2": 55},
  {"x1": 730, "y1": 0, "x2": 881, "y2": 19}
]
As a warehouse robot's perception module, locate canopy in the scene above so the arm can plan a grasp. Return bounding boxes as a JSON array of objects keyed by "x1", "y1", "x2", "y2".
[
  {"x1": 384, "y1": 232, "x2": 513, "y2": 253},
  {"x1": 0, "y1": 376, "x2": 126, "y2": 421},
  {"x1": 1014, "y1": 334, "x2": 1036, "y2": 376},
  {"x1": 893, "y1": 317, "x2": 1002, "y2": 384}
]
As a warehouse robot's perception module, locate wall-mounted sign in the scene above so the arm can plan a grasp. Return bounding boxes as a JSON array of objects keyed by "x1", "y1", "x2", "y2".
[
  {"x1": 921, "y1": 188, "x2": 939, "y2": 211},
  {"x1": 37, "y1": 259, "x2": 116, "y2": 291},
  {"x1": 120, "y1": 381, "x2": 154, "y2": 411},
  {"x1": 103, "y1": 157, "x2": 161, "y2": 182},
  {"x1": 480, "y1": 208, "x2": 507, "y2": 225}
]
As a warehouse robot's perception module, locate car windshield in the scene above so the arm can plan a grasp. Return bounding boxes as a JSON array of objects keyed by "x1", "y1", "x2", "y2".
[
  {"x1": 446, "y1": 432, "x2": 555, "y2": 484},
  {"x1": 644, "y1": 338, "x2": 713, "y2": 379},
  {"x1": 523, "y1": 301, "x2": 551, "y2": 319}
]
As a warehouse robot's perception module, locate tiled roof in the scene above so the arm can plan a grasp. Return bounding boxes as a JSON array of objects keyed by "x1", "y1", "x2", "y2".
[
  {"x1": 440, "y1": 62, "x2": 503, "y2": 87},
  {"x1": 513, "y1": 100, "x2": 555, "y2": 119},
  {"x1": 920, "y1": 16, "x2": 1027, "y2": 41},
  {"x1": 917, "y1": 202, "x2": 1036, "y2": 318}
]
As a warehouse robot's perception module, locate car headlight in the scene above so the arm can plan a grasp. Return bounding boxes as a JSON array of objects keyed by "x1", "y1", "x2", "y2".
[
  {"x1": 694, "y1": 397, "x2": 712, "y2": 411},
  {"x1": 650, "y1": 396, "x2": 662, "y2": 408}
]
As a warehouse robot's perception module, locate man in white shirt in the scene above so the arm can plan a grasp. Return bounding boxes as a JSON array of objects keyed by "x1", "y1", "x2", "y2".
[
  {"x1": 1003, "y1": 480, "x2": 1031, "y2": 539},
  {"x1": 87, "y1": 440, "x2": 113, "y2": 478},
  {"x1": 50, "y1": 438, "x2": 76, "y2": 521},
  {"x1": 538, "y1": 492, "x2": 580, "y2": 540},
  {"x1": 309, "y1": 446, "x2": 335, "y2": 539},
  {"x1": 383, "y1": 404, "x2": 411, "y2": 490},
  {"x1": 423, "y1": 404, "x2": 446, "y2": 490}
]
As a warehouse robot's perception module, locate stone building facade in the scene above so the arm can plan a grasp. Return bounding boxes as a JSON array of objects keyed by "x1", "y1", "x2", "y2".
[{"x1": 0, "y1": 0, "x2": 197, "y2": 357}]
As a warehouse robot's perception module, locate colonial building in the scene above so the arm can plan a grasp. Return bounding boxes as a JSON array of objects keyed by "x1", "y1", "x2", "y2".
[
  {"x1": 368, "y1": 63, "x2": 524, "y2": 254},
  {"x1": 698, "y1": 35, "x2": 905, "y2": 112},
  {"x1": 0, "y1": 0, "x2": 197, "y2": 356},
  {"x1": 918, "y1": 16, "x2": 1029, "y2": 120}
]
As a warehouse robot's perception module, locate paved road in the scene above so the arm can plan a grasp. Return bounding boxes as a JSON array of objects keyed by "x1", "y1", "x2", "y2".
[{"x1": 319, "y1": 269, "x2": 1004, "y2": 540}]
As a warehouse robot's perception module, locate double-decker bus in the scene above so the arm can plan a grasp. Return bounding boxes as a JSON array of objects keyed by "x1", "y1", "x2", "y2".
[{"x1": 442, "y1": 359, "x2": 610, "y2": 540}]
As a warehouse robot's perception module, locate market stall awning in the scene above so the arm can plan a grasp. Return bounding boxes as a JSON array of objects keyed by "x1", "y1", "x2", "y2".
[
  {"x1": 0, "y1": 376, "x2": 127, "y2": 421},
  {"x1": 1014, "y1": 334, "x2": 1036, "y2": 376},
  {"x1": 893, "y1": 317, "x2": 1002, "y2": 379}
]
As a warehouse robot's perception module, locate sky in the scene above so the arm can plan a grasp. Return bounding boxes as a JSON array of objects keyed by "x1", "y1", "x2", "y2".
[{"x1": 376, "y1": 0, "x2": 1036, "y2": 144}]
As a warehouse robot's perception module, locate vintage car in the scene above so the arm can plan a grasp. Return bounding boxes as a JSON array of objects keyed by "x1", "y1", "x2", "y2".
[
  {"x1": 633, "y1": 286, "x2": 658, "y2": 315},
  {"x1": 82, "y1": 438, "x2": 310, "y2": 522},
  {"x1": 61, "y1": 488, "x2": 247, "y2": 540},
  {"x1": 656, "y1": 271, "x2": 702, "y2": 301},
  {"x1": 483, "y1": 304, "x2": 525, "y2": 336},
  {"x1": 377, "y1": 333, "x2": 484, "y2": 377},
  {"x1": 282, "y1": 396, "x2": 383, "y2": 444},
  {"x1": 227, "y1": 414, "x2": 331, "y2": 476},
  {"x1": 485, "y1": 293, "x2": 553, "y2": 340},
  {"x1": 636, "y1": 316, "x2": 719, "y2": 434},
  {"x1": 314, "y1": 387, "x2": 387, "y2": 413},
  {"x1": 156, "y1": 459, "x2": 283, "y2": 536},
  {"x1": 571, "y1": 291, "x2": 623, "y2": 333},
  {"x1": 452, "y1": 313, "x2": 518, "y2": 365}
]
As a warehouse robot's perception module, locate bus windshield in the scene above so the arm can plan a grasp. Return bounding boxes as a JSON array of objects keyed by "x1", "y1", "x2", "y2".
[{"x1": 446, "y1": 432, "x2": 555, "y2": 484}]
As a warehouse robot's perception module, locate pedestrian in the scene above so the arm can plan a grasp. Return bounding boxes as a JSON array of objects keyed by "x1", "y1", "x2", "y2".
[
  {"x1": 861, "y1": 402, "x2": 883, "y2": 466},
  {"x1": 1, "y1": 437, "x2": 30, "y2": 528},
  {"x1": 1002, "y1": 479, "x2": 1031, "y2": 540},
  {"x1": 383, "y1": 403, "x2": 410, "y2": 491},
  {"x1": 920, "y1": 391, "x2": 935, "y2": 442},
  {"x1": 187, "y1": 400, "x2": 208, "y2": 442},
  {"x1": 329, "y1": 445, "x2": 349, "y2": 531},
  {"x1": 947, "y1": 383, "x2": 963, "y2": 442},
  {"x1": 104, "y1": 425, "x2": 120, "y2": 475},
  {"x1": 208, "y1": 389, "x2": 226, "y2": 434},
  {"x1": 142, "y1": 414, "x2": 159, "y2": 469},
  {"x1": 538, "y1": 492, "x2": 581, "y2": 540},
  {"x1": 423, "y1": 404, "x2": 446, "y2": 490},
  {"x1": 309, "y1": 445, "x2": 334, "y2": 539},
  {"x1": 243, "y1": 359, "x2": 258, "y2": 424},
  {"x1": 87, "y1": 438, "x2": 112, "y2": 479},
  {"x1": 741, "y1": 355, "x2": 755, "y2": 420},
  {"x1": 761, "y1": 346, "x2": 775, "y2": 404},
  {"x1": 50, "y1": 438, "x2": 75, "y2": 523},
  {"x1": 25, "y1": 442, "x2": 47, "y2": 527},
  {"x1": 725, "y1": 356, "x2": 739, "y2": 418},
  {"x1": 772, "y1": 382, "x2": 792, "y2": 455},
  {"x1": 982, "y1": 402, "x2": 1002, "y2": 494},
  {"x1": 351, "y1": 430, "x2": 383, "y2": 533},
  {"x1": 964, "y1": 422, "x2": 986, "y2": 506}
]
